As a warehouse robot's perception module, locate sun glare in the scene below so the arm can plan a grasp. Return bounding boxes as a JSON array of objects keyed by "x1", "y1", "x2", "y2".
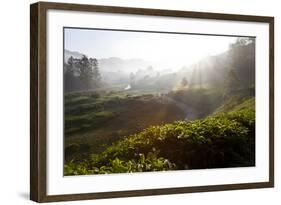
[{"x1": 65, "y1": 28, "x2": 237, "y2": 72}]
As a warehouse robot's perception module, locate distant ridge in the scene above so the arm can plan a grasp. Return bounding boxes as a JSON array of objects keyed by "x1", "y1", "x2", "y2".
[
  {"x1": 64, "y1": 49, "x2": 150, "y2": 73},
  {"x1": 64, "y1": 49, "x2": 84, "y2": 62}
]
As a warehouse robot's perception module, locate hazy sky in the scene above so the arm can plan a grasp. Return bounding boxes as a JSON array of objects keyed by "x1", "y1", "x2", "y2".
[{"x1": 64, "y1": 28, "x2": 238, "y2": 70}]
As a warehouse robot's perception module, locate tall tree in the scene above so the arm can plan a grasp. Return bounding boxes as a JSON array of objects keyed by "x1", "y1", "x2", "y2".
[
  {"x1": 129, "y1": 72, "x2": 136, "y2": 88},
  {"x1": 224, "y1": 68, "x2": 241, "y2": 96},
  {"x1": 64, "y1": 55, "x2": 102, "y2": 92},
  {"x1": 64, "y1": 56, "x2": 76, "y2": 92},
  {"x1": 89, "y1": 58, "x2": 101, "y2": 87},
  {"x1": 228, "y1": 37, "x2": 255, "y2": 87},
  {"x1": 189, "y1": 67, "x2": 198, "y2": 88},
  {"x1": 180, "y1": 77, "x2": 188, "y2": 88},
  {"x1": 77, "y1": 55, "x2": 100, "y2": 90}
]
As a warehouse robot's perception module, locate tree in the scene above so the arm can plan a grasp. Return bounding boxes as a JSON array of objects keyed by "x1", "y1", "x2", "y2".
[
  {"x1": 64, "y1": 55, "x2": 102, "y2": 92},
  {"x1": 89, "y1": 58, "x2": 101, "y2": 87},
  {"x1": 224, "y1": 68, "x2": 241, "y2": 96},
  {"x1": 180, "y1": 77, "x2": 188, "y2": 88},
  {"x1": 228, "y1": 37, "x2": 255, "y2": 87},
  {"x1": 189, "y1": 67, "x2": 198, "y2": 88},
  {"x1": 64, "y1": 56, "x2": 76, "y2": 92},
  {"x1": 77, "y1": 55, "x2": 92, "y2": 90},
  {"x1": 77, "y1": 55, "x2": 101, "y2": 90},
  {"x1": 129, "y1": 72, "x2": 136, "y2": 87}
]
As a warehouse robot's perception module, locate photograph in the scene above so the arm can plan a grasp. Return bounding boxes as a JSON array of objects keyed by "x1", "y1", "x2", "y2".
[{"x1": 63, "y1": 27, "x2": 256, "y2": 176}]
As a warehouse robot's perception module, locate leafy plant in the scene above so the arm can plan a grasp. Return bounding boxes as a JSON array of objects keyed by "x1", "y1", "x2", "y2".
[{"x1": 64, "y1": 97, "x2": 255, "y2": 175}]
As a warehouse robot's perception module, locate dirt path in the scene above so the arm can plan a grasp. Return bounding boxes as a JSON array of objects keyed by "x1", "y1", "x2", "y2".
[{"x1": 162, "y1": 95, "x2": 199, "y2": 120}]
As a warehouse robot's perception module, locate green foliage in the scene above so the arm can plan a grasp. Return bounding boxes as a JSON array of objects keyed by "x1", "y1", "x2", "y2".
[
  {"x1": 228, "y1": 38, "x2": 255, "y2": 87},
  {"x1": 65, "y1": 143, "x2": 80, "y2": 157},
  {"x1": 64, "y1": 90, "x2": 185, "y2": 159},
  {"x1": 64, "y1": 55, "x2": 101, "y2": 92},
  {"x1": 64, "y1": 97, "x2": 255, "y2": 175},
  {"x1": 215, "y1": 90, "x2": 254, "y2": 114},
  {"x1": 64, "y1": 151, "x2": 176, "y2": 175},
  {"x1": 64, "y1": 143, "x2": 92, "y2": 162}
]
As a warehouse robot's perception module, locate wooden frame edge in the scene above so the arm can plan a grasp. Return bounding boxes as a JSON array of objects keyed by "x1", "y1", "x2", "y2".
[
  {"x1": 30, "y1": 2, "x2": 39, "y2": 202},
  {"x1": 269, "y1": 17, "x2": 274, "y2": 188},
  {"x1": 30, "y1": 2, "x2": 48, "y2": 202},
  {"x1": 37, "y1": 1, "x2": 274, "y2": 22},
  {"x1": 39, "y1": 182, "x2": 273, "y2": 203},
  {"x1": 30, "y1": 1, "x2": 274, "y2": 202}
]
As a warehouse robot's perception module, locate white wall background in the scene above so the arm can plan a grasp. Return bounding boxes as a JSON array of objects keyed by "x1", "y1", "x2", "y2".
[{"x1": 0, "y1": 0, "x2": 279, "y2": 204}]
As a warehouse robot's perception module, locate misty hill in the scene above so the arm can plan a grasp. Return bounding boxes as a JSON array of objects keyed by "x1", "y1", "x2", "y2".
[
  {"x1": 64, "y1": 49, "x2": 84, "y2": 61},
  {"x1": 64, "y1": 38, "x2": 255, "y2": 92},
  {"x1": 65, "y1": 49, "x2": 151, "y2": 84},
  {"x1": 125, "y1": 38, "x2": 255, "y2": 93},
  {"x1": 178, "y1": 39, "x2": 255, "y2": 90},
  {"x1": 98, "y1": 57, "x2": 150, "y2": 73},
  {"x1": 98, "y1": 57, "x2": 151, "y2": 84},
  {"x1": 65, "y1": 50, "x2": 150, "y2": 73}
]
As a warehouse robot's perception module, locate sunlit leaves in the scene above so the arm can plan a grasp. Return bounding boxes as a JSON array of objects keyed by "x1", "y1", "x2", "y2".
[{"x1": 65, "y1": 97, "x2": 255, "y2": 175}]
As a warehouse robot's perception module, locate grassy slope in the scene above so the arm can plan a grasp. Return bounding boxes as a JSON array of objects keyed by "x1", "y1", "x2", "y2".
[
  {"x1": 64, "y1": 91, "x2": 185, "y2": 161},
  {"x1": 64, "y1": 97, "x2": 255, "y2": 175}
]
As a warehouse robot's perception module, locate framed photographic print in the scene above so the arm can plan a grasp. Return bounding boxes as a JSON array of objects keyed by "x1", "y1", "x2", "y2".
[{"x1": 30, "y1": 1, "x2": 274, "y2": 202}]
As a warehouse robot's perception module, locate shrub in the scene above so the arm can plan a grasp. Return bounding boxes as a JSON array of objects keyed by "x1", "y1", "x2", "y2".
[
  {"x1": 65, "y1": 98, "x2": 255, "y2": 175},
  {"x1": 65, "y1": 143, "x2": 79, "y2": 157}
]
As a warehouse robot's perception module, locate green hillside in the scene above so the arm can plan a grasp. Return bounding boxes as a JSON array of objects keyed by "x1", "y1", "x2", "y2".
[{"x1": 65, "y1": 97, "x2": 255, "y2": 175}]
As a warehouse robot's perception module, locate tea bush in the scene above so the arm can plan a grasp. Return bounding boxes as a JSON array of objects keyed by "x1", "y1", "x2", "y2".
[{"x1": 65, "y1": 98, "x2": 255, "y2": 175}]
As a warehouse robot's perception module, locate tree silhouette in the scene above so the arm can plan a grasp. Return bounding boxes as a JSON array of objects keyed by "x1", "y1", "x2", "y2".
[
  {"x1": 180, "y1": 77, "x2": 188, "y2": 88},
  {"x1": 224, "y1": 68, "x2": 241, "y2": 96},
  {"x1": 64, "y1": 56, "x2": 76, "y2": 92},
  {"x1": 64, "y1": 55, "x2": 102, "y2": 92}
]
